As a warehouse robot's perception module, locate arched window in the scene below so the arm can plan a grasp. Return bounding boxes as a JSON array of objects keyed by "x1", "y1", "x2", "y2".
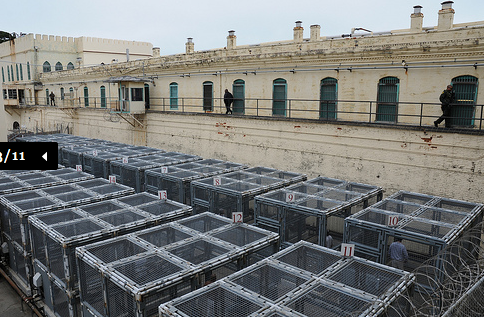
[
  {"x1": 100, "y1": 86, "x2": 106, "y2": 108},
  {"x1": 84, "y1": 87, "x2": 89, "y2": 107},
  {"x1": 232, "y1": 79, "x2": 245, "y2": 114},
  {"x1": 451, "y1": 75, "x2": 478, "y2": 127},
  {"x1": 60, "y1": 87, "x2": 65, "y2": 100},
  {"x1": 43, "y1": 61, "x2": 51, "y2": 73},
  {"x1": 27, "y1": 62, "x2": 31, "y2": 80},
  {"x1": 272, "y1": 78, "x2": 287, "y2": 116},
  {"x1": 320, "y1": 77, "x2": 338, "y2": 119},
  {"x1": 67, "y1": 62, "x2": 74, "y2": 70},
  {"x1": 170, "y1": 82, "x2": 178, "y2": 109},
  {"x1": 376, "y1": 76, "x2": 399, "y2": 122},
  {"x1": 55, "y1": 62, "x2": 63, "y2": 71},
  {"x1": 203, "y1": 81, "x2": 213, "y2": 111},
  {"x1": 19, "y1": 64, "x2": 23, "y2": 80}
]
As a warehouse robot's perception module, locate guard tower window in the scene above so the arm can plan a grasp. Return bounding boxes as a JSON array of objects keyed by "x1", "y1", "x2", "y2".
[{"x1": 131, "y1": 88, "x2": 143, "y2": 101}]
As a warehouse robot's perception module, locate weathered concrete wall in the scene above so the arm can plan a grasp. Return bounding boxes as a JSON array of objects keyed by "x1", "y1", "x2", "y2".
[{"x1": 9, "y1": 107, "x2": 483, "y2": 204}]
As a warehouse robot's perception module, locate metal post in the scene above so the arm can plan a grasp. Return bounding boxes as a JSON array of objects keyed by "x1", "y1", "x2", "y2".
[
  {"x1": 369, "y1": 101, "x2": 372, "y2": 123},
  {"x1": 257, "y1": 99, "x2": 259, "y2": 117},
  {"x1": 480, "y1": 105, "x2": 483, "y2": 131},
  {"x1": 420, "y1": 103, "x2": 424, "y2": 127}
]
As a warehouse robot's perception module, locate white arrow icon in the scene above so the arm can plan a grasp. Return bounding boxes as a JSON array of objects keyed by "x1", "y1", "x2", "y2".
[{"x1": 42, "y1": 152, "x2": 48, "y2": 161}]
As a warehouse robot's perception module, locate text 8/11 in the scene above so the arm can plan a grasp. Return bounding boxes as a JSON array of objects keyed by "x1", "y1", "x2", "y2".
[{"x1": 0, "y1": 150, "x2": 26, "y2": 163}]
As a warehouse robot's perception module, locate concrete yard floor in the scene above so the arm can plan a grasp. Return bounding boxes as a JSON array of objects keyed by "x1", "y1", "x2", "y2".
[{"x1": 0, "y1": 275, "x2": 34, "y2": 317}]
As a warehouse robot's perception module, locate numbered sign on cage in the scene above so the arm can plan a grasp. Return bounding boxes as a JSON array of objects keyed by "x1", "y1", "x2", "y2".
[
  {"x1": 161, "y1": 166, "x2": 168, "y2": 173},
  {"x1": 158, "y1": 190, "x2": 167, "y2": 200},
  {"x1": 213, "y1": 177, "x2": 222, "y2": 186},
  {"x1": 387, "y1": 215, "x2": 399, "y2": 227},
  {"x1": 122, "y1": 157, "x2": 129, "y2": 164},
  {"x1": 76, "y1": 165, "x2": 82, "y2": 172},
  {"x1": 341, "y1": 243, "x2": 355, "y2": 257},
  {"x1": 232, "y1": 212, "x2": 243, "y2": 223},
  {"x1": 109, "y1": 175, "x2": 116, "y2": 183},
  {"x1": 92, "y1": 150, "x2": 98, "y2": 156},
  {"x1": 286, "y1": 192, "x2": 296, "y2": 203}
]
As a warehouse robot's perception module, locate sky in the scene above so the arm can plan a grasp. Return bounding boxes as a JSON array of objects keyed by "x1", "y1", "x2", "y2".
[{"x1": 4, "y1": 0, "x2": 484, "y2": 56}]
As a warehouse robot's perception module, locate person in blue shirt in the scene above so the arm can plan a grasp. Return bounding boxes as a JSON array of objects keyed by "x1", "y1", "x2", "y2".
[{"x1": 389, "y1": 237, "x2": 408, "y2": 270}]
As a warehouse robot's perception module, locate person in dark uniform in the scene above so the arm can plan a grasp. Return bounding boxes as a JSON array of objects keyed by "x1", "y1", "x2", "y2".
[
  {"x1": 434, "y1": 85, "x2": 455, "y2": 128},
  {"x1": 223, "y1": 89, "x2": 233, "y2": 114},
  {"x1": 49, "y1": 92, "x2": 56, "y2": 106}
]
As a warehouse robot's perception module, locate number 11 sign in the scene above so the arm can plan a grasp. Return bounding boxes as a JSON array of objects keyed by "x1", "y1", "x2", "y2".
[{"x1": 341, "y1": 243, "x2": 355, "y2": 257}]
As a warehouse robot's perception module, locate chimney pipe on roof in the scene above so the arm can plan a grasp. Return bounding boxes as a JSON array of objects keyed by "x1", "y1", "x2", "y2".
[
  {"x1": 310, "y1": 25, "x2": 321, "y2": 41},
  {"x1": 186, "y1": 38, "x2": 194, "y2": 54},
  {"x1": 294, "y1": 21, "x2": 304, "y2": 43},
  {"x1": 410, "y1": 5, "x2": 424, "y2": 32},
  {"x1": 438, "y1": 1, "x2": 454, "y2": 31},
  {"x1": 227, "y1": 30, "x2": 236, "y2": 50}
]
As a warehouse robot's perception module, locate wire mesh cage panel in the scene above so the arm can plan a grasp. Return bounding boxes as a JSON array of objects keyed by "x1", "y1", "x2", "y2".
[
  {"x1": 191, "y1": 167, "x2": 307, "y2": 223},
  {"x1": 145, "y1": 159, "x2": 248, "y2": 205},
  {"x1": 159, "y1": 240, "x2": 415, "y2": 317},
  {"x1": 110, "y1": 152, "x2": 203, "y2": 192},
  {"x1": 255, "y1": 176, "x2": 383, "y2": 248},
  {"x1": 344, "y1": 190, "x2": 484, "y2": 291},
  {"x1": 0, "y1": 167, "x2": 94, "y2": 194},
  {"x1": 77, "y1": 212, "x2": 279, "y2": 317},
  {"x1": 83, "y1": 147, "x2": 165, "y2": 178},
  {"x1": 0, "y1": 178, "x2": 134, "y2": 295}
]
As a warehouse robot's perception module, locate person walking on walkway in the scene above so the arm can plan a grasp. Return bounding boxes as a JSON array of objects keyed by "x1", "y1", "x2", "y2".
[
  {"x1": 224, "y1": 89, "x2": 233, "y2": 114},
  {"x1": 434, "y1": 85, "x2": 455, "y2": 128},
  {"x1": 389, "y1": 237, "x2": 408, "y2": 270}
]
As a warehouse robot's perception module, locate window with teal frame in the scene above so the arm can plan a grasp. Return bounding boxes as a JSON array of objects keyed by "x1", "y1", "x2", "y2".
[
  {"x1": 55, "y1": 62, "x2": 63, "y2": 71},
  {"x1": 43, "y1": 61, "x2": 51, "y2": 73},
  {"x1": 1, "y1": 68, "x2": 4, "y2": 82},
  {"x1": 170, "y1": 82, "x2": 178, "y2": 109},
  {"x1": 84, "y1": 87, "x2": 89, "y2": 107},
  {"x1": 67, "y1": 62, "x2": 74, "y2": 70},
  {"x1": 451, "y1": 75, "x2": 478, "y2": 127},
  {"x1": 27, "y1": 62, "x2": 31, "y2": 80},
  {"x1": 203, "y1": 81, "x2": 213, "y2": 111},
  {"x1": 46, "y1": 89, "x2": 49, "y2": 104},
  {"x1": 10, "y1": 65, "x2": 13, "y2": 80},
  {"x1": 19, "y1": 64, "x2": 23, "y2": 80},
  {"x1": 320, "y1": 77, "x2": 338, "y2": 119},
  {"x1": 16, "y1": 64, "x2": 19, "y2": 81},
  {"x1": 100, "y1": 86, "x2": 106, "y2": 108},
  {"x1": 60, "y1": 87, "x2": 65, "y2": 100},
  {"x1": 7, "y1": 66, "x2": 10, "y2": 81},
  {"x1": 232, "y1": 79, "x2": 245, "y2": 114},
  {"x1": 376, "y1": 76, "x2": 399, "y2": 122},
  {"x1": 272, "y1": 78, "x2": 287, "y2": 116}
]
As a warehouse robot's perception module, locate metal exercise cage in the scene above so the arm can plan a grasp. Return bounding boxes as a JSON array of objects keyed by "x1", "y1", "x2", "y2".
[
  {"x1": 145, "y1": 159, "x2": 248, "y2": 205},
  {"x1": 76, "y1": 212, "x2": 279, "y2": 317},
  {"x1": 159, "y1": 240, "x2": 415, "y2": 317},
  {"x1": 82, "y1": 146, "x2": 164, "y2": 178},
  {"x1": 255, "y1": 176, "x2": 383, "y2": 248},
  {"x1": 0, "y1": 178, "x2": 134, "y2": 293},
  {"x1": 190, "y1": 167, "x2": 307, "y2": 223},
  {"x1": 110, "y1": 152, "x2": 202, "y2": 192},
  {"x1": 343, "y1": 190, "x2": 483, "y2": 291},
  {"x1": 0, "y1": 167, "x2": 94, "y2": 195},
  {"x1": 28, "y1": 193, "x2": 192, "y2": 317}
]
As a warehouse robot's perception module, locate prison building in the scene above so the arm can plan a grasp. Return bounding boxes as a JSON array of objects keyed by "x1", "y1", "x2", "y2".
[
  {"x1": 0, "y1": 178, "x2": 134, "y2": 294},
  {"x1": 109, "y1": 152, "x2": 202, "y2": 192},
  {"x1": 159, "y1": 240, "x2": 415, "y2": 317},
  {"x1": 76, "y1": 212, "x2": 279, "y2": 317},
  {"x1": 145, "y1": 159, "x2": 248, "y2": 205},
  {"x1": 343, "y1": 190, "x2": 483, "y2": 291},
  {"x1": 190, "y1": 167, "x2": 307, "y2": 223},
  {"x1": 28, "y1": 192, "x2": 192, "y2": 317},
  {"x1": 254, "y1": 176, "x2": 383, "y2": 248}
]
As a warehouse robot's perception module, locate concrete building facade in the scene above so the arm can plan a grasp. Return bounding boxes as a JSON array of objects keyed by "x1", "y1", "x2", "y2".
[{"x1": 2, "y1": 2, "x2": 484, "y2": 204}]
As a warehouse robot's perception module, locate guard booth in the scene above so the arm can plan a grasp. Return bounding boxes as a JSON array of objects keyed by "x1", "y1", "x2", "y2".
[{"x1": 105, "y1": 76, "x2": 151, "y2": 114}]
